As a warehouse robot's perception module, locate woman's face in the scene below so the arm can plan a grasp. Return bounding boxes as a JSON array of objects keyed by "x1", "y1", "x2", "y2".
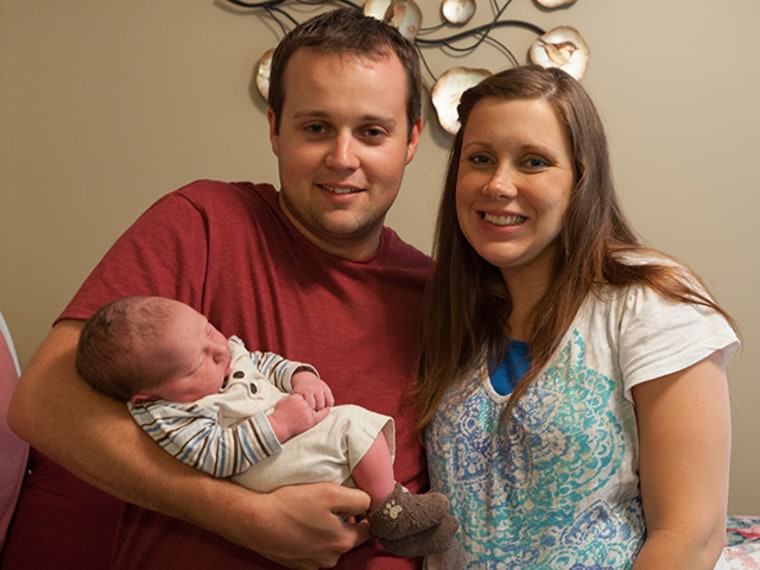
[{"x1": 455, "y1": 97, "x2": 575, "y2": 287}]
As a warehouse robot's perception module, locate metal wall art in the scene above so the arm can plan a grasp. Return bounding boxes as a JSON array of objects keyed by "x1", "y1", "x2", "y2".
[{"x1": 222, "y1": 0, "x2": 588, "y2": 134}]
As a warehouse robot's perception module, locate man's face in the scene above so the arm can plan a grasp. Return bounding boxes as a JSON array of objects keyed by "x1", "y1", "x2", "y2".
[{"x1": 268, "y1": 48, "x2": 422, "y2": 261}]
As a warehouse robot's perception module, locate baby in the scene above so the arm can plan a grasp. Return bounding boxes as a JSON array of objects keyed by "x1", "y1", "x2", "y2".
[{"x1": 75, "y1": 296, "x2": 457, "y2": 557}]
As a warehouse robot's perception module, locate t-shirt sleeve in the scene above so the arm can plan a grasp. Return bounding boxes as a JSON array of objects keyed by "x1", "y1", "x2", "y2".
[
  {"x1": 618, "y1": 285, "x2": 739, "y2": 401},
  {"x1": 59, "y1": 189, "x2": 210, "y2": 322}
]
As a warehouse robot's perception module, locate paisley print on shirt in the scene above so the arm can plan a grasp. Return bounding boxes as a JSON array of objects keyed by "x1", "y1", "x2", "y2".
[{"x1": 426, "y1": 330, "x2": 645, "y2": 569}]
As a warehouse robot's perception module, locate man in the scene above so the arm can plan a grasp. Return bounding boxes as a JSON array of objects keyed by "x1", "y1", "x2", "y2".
[{"x1": 8, "y1": 8, "x2": 428, "y2": 570}]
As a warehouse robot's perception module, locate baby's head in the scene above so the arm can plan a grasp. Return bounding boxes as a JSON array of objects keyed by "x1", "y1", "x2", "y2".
[{"x1": 76, "y1": 296, "x2": 231, "y2": 404}]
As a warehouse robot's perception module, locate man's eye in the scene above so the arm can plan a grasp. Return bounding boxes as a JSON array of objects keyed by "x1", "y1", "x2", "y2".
[{"x1": 305, "y1": 124, "x2": 326, "y2": 135}]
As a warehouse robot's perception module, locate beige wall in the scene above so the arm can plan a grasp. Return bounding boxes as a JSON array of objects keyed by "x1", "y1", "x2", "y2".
[{"x1": 1, "y1": 0, "x2": 758, "y2": 513}]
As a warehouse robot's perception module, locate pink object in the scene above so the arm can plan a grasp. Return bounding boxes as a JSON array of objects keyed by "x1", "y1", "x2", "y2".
[{"x1": 0, "y1": 312, "x2": 28, "y2": 551}]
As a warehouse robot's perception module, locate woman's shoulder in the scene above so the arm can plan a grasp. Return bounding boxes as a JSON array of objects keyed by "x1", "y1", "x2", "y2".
[{"x1": 611, "y1": 246, "x2": 682, "y2": 269}]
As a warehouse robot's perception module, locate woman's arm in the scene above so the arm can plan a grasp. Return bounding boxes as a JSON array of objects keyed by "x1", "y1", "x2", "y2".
[
  {"x1": 631, "y1": 350, "x2": 730, "y2": 569},
  {"x1": 8, "y1": 319, "x2": 371, "y2": 570}
]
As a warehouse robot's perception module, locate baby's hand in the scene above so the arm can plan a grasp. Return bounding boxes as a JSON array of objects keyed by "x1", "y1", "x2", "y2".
[
  {"x1": 291, "y1": 370, "x2": 335, "y2": 410},
  {"x1": 268, "y1": 394, "x2": 330, "y2": 443}
]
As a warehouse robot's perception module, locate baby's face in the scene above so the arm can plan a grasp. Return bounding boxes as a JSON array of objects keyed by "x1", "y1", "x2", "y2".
[{"x1": 144, "y1": 301, "x2": 231, "y2": 403}]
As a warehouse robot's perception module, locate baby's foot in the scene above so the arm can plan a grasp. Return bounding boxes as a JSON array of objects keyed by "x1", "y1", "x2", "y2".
[
  {"x1": 367, "y1": 482, "x2": 451, "y2": 540},
  {"x1": 379, "y1": 513, "x2": 459, "y2": 557}
]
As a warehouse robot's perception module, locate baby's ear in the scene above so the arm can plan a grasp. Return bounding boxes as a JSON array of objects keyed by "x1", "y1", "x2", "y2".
[{"x1": 130, "y1": 393, "x2": 153, "y2": 404}]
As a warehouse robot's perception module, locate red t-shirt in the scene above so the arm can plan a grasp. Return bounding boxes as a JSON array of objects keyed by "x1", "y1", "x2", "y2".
[{"x1": 60, "y1": 180, "x2": 430, "y2": 569}]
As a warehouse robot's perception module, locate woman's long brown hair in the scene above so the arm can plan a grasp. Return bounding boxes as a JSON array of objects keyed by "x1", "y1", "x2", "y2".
[{"x1": 414, "y1": 65, "x2": 736, "y2": 431}]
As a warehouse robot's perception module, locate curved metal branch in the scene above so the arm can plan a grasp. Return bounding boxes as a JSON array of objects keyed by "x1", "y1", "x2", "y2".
[{"x1": 220, "y1": 0, "x2": 550, "y2": 83}]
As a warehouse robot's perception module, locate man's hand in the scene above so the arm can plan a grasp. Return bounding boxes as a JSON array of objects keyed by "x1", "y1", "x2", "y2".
[{"x1": 225, "y1": 482, "x2": 373, "y2": 569}]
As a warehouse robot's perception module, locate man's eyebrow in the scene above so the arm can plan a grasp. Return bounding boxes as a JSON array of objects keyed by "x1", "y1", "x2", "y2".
[
  {"x1": 291, "y1": 110, "x2": 397, "y2": 126},
  {"x1": 292, "y1": 110, "x2": 329, "y2": 120},
  {"x1": 364, "y1": 115, "x2": 398, "y2": 128}
]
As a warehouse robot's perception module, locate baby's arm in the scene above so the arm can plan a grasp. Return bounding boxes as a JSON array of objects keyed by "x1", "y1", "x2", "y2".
[
  {"x1": 241, "y1": 340, "x2": 334, "y2": 410},
  {"x1": 246, "y1": 347, "x2": 314, "y2": 392},
  {"x1": 129, "y1": 400, "x2": 282, "y2": 478},
  {"x1": 237, "y1": 340, "x2": 334, "y2": 438},
  {"x1": 290, "y1": 369, "x2": 334, "y2": 410},
  {"x1": 245, "y1": 344, "x2": 333, "y2": 408}
]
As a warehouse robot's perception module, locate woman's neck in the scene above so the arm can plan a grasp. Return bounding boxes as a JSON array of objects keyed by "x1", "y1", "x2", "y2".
[{"x1": 502, "y1": 264, "x2": 553, "y2": 342}]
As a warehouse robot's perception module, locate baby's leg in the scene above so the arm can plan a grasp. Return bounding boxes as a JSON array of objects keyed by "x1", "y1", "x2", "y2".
[
  {"x1": 351, "y1": 435, "x2": 395, "y2": 510},
  {"x1": 350, "y1": 420, "x2": 459, "y2": 556}
]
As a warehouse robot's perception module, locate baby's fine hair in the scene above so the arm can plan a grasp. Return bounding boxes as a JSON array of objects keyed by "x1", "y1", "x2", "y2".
[{"x1": 76, "y1": 296, "x2": 172, "y2": 402}]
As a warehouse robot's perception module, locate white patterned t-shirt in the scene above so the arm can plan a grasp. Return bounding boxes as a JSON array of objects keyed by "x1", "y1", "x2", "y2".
[{"x1": 425, "y1": 282, "x2": 738, "y2": 570}]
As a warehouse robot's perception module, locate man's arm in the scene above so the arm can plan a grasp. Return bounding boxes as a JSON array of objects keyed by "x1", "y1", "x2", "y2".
[{"x1": 8, "y1": 319, "x2": 371, "y2": 570}]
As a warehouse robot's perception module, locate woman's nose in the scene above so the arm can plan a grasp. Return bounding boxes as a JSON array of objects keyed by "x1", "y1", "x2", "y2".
[{"x1": 482, "y1": 166, "x2": 517, "y2": 200}]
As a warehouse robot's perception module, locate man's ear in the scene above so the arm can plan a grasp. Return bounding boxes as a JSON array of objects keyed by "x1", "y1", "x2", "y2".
[
  {"x1": 267, "y1": 107, "x2": 279, "y2": 156},
  {"x1": 405, "y1": 117, "x2": 423, "y2": 165}
]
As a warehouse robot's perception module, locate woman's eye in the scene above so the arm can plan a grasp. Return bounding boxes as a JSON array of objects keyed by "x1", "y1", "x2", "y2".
[{"x1": 467, "y1": 154, "x2": 492, "y2": 165}]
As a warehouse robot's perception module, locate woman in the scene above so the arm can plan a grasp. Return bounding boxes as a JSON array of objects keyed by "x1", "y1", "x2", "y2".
[{"x1": 415, "y1": 65, "x2": 739, "y2": 569}]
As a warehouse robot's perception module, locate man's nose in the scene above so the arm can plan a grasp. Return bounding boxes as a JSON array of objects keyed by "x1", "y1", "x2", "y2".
[{"x1": 325, "y1": 131, "x2": 360, "y2": 170}]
